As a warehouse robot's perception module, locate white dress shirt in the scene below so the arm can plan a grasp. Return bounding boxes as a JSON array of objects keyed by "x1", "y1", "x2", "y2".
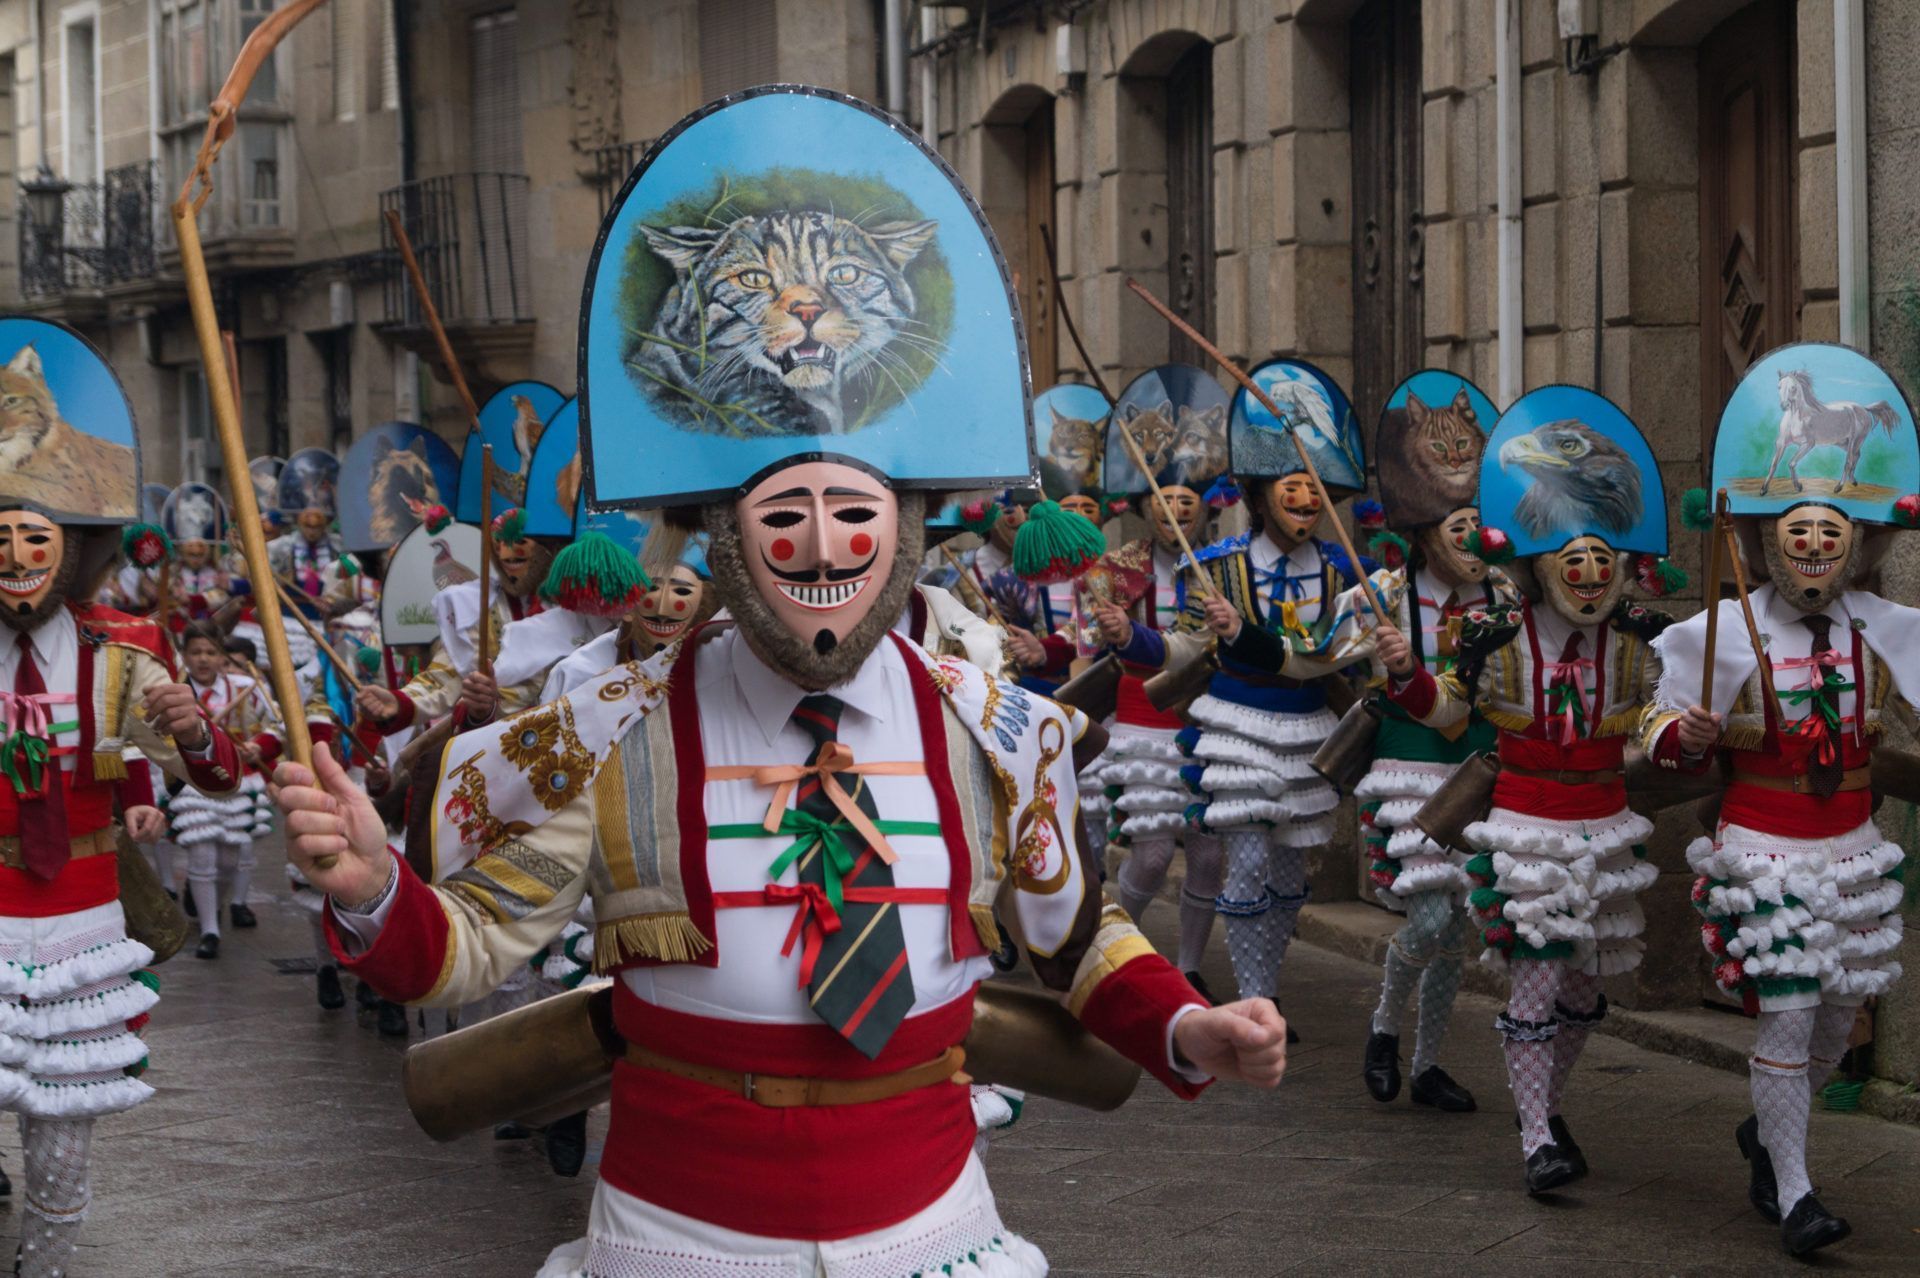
[{"x1": 1249, "y1": 534, "x2": 1327, "y2": 630}]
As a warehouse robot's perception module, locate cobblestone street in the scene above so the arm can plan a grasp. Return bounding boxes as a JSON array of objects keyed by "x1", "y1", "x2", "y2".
[{"x1": 5, "y1": 839, "x2": 1918, "y2": 1277}]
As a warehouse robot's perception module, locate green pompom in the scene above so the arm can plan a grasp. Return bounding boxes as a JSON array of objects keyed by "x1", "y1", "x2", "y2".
[
  {"x1": 1011, "y1": 500, "x2": 1105, "y2": 584},
  {"x1": 1465, "y1": 527, "x2": 1516, "y2": 565},
  {"x1": 959, "y1": 500, "x2": 1000, "y2": 538},
  {"x1": 121, "y1": 524, "x2": 172, "y2": 568},
  {"x1": 131, "y1": 968, "x2": 160, "y2": 993},
  {"x1": 491, "y1": 507, "x2": 529, "y2": 544},
  {"x1": 1681, "y1": 487, "x2": 1715, "y2": 532},
  {"x1": 1463, "y1": 853, "x2": 1496, "y2": 883},
  {"x1": 1468, "y1": 886, "x2": 1506, "y2": 913},
  {"x1": 339, "y1": 551, "x2": 362, "y2": 577},
  {"x1": 540, "y1": 531, "x2": 652, "y2": 617}
]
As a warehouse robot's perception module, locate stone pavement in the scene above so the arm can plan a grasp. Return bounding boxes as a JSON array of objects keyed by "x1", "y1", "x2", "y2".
[{"x1": 4, "y1": 840, "x2": 1919, "y2": 1277}]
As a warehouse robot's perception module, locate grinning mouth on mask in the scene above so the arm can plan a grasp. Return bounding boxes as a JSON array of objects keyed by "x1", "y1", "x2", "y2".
[
  {"x1": 761, "y1": 551, "x2": 877, "y2": 611},
  {"x1": 0, "y1": 568, "x2": 50, "y2": 600}
]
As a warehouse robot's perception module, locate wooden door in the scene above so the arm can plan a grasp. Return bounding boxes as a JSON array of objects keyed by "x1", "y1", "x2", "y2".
[
  {"x1": 1165, "y1": 42, "x2": 1214, "y2": 366},
  {"x1": 1700, "y1": 1, "x2": 1797, "y2": 466},
  {"x1": 1023, "y1": 103, "x2": 1058, "y2": 387},
  {"x1": 1350, "y1": 0, "x2": 1423, "y2": 431}
]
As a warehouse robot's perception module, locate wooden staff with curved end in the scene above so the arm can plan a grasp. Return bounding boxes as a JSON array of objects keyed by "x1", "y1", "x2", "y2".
[
  {"x1": 1123, "y1": 278, "x2": 1390, "y2": 626},
  {"x1": 171, "y1": 0, "x2": 327, "y2": 805},
  {"x1": 383, "y1": 207, "x2": 495, "y2": 676},
  {"x1": 1699, "y1": 489, "x2": 1728, "y2": 710}
]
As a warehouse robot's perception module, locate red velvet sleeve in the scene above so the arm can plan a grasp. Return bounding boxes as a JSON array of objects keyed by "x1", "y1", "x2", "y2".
[
  {"x1": 1076, "y1": 952, "x2": 1212, "y2": 1100},
  {"x1": 114, "y1": 758, "x2": 154, "y2": 810},
  {"x1": 323, "y1": 854, "x2": 450, "y2": 1003},
  {"x1": 1035, "y1": 634, "x2": 1076, "y2": 678},
  {"x1": 376, "y1": 690, "x2": 418, "y2": 735},
  {"x1": 182, "y1": 723, "x2": 244, "y2": 794},
  {"x1": 1386, "y1": 667, "x2": 1439, "y2": 720},
  {"x1": 1648, "y1": 716, "x2": 1716, "y2": 773}
]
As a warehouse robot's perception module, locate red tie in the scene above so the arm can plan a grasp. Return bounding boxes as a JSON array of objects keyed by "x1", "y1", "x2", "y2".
[{"x1": 16, "y1": 644, "x2": 71, "y2": 880}]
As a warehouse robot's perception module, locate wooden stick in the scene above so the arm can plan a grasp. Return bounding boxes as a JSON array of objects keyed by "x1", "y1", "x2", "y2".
[
  {"x1": 232, "y1": 656, "x2": 286, "y2": 728},
  {"x1": 1699, "y1": 489, "x2": 1728, "y2": 710},
  {"x1": 1123, "y1": 277, "x2": 1389, "y2": 624},
  {"x1": 939, "y1": 543, "x2": 1008, "y2": 627},
  {"x1": 272, "y1": 578, "x2": 366, "y2": 693},
  {"x1": 1037, "y1": 224, "x2": 1113, "y2": 403},
  {"x1": 153, "y1": 560, "x2": 174, "y2": 648},
  {"x1": 1721, "y1": 518, "x2": 1777, "y2": 711},
  {"x1": 478, "y1": 446, "x2": 494, "y2": 676},
  {"x1": 1111, "y1": 415, "x2": 1218, "y2": 601}
]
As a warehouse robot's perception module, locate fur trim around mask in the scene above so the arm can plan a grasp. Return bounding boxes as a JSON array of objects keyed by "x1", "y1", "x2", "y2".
[
  {"x1": 0, "y1": 543, "x2": 81, "y2": 633},
  {"x1": 704, "y1": 490, "x2": 927, "y2": 692},
  {"x1": 1759, "y1": 515, "x2": 1869, "y2": 614}
]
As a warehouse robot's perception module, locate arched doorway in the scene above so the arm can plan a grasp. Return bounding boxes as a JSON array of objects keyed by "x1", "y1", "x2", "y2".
[
  {"x1": 1349, "y1": 0, "x2": 1423, "y2": 426},
  {"x1": 1118, "y1": 32, "x2": 1215, "y2": 370},
  {"x1": 980, "y1": 88, "x2": 1059, "y2": 387}
]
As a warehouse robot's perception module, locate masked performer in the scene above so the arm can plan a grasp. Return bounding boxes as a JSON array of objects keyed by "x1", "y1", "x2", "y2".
[
  {"x1": 273, "y1": 88, "x2": 1284, "y2": 1278},
  {"x1": 1060, "y1": 371, "x2": 1230, "y2": 1000},
  {"x1": 1642, "y1": 345, "x2": 1917, "y2": 1255},
  {"x1": 1368, "y1": 386, "x2": 1683, "y2": 1194},
  {"x1": 1108, "y1": 360, "x2": 1369, "y2": 1029},
  {"x1": 0, "y1": 318, "x2": 241, "y2": 1278}
]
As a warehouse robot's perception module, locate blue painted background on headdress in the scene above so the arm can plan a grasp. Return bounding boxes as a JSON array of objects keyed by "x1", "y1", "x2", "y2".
[
  {"x1": 1229, "y1": 359, "x2": 1365, "y2": 491},
  {"x1": 455, "y1": 381, "x2": 568, "y2": 523},
  {"x1": 1480, "y1": 385, "x2": 1667, "y2": 557}
]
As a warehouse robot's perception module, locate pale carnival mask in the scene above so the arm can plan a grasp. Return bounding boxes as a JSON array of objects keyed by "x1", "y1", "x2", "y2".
[
  {"x1": 1147, "y1": 485, "x2": 1204, "y2": 554},
  {"x1": 738, "y1": 460, "x2": 900, "y2": 656},
  {"x1": 1261, "y1": 474, "x2": 1323, "y2": 548},
  {"x1": 178, "y1": 539, "x2": 214, "y2": 571},
  {"x1": 631, "y1": 564, "x2": 708, "y2": 654},
  {"x1": 1059, "y1": 493, "x2": 1101, "y2": 523},
  {"x1": 1764, "y1": 503, "x2": 1856, "y2": 613},
  {"x1": 0, "y1": 510, "x2": 73, "y2": 629},
  {"x1": 1418, "y1": 507, "x2": 1487, "y2": 587},
  {"x1": 1539, "y1": 535, "x2": 1625, "y2": 624}
]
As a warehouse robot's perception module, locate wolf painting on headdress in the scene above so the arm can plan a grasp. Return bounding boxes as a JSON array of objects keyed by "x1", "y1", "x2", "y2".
[
  {"x1": 0, "y1": 344, "x2": 137, "y2": 519},
  {"x1": 621, "y1": 169, "x2": 950, "y2": 439}
]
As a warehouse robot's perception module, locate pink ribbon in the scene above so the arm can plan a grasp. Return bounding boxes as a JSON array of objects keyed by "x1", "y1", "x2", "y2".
[{"x1": 1543, "y1": 656, "x2": 1594, "y2": 744}]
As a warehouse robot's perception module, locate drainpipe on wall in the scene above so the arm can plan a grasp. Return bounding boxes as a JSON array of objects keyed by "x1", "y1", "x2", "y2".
[
  {"x1": 883, "y1": 0, "x2": 906, "y2": 120},
  {"x1": 1495, "y1": 0, "x2": 1523, "y2": 404},
  {"x1": 917, "y1": 5, "x2": 937, "y2": 147},
  {"x1": 1834, "y1": 0, "x2": 1869, "y2": 351}
]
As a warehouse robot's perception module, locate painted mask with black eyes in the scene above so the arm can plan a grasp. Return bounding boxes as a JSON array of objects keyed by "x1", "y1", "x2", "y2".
[
  {"x1": 0, "y1": 510, "x2": 74, "y2": 629},
  {"x1": 1417, "y1": 507, "x2": 1487, "y2": 587},
  {"x1": 1764, "y1": 502, "x2": 1857, "y2": 613},
  {"x1": 738, "y1": 461, "x2": 900, "y2": 655},
  {"x1": 1538, "y1": 535, "x2": 1625, "y2": 624},
  {"x1": 630, "y1": 564, "x2": 709, "y2": 654},
  {"x1": 1260, "y1": 474, "x2": 1323, "y2": 548}
]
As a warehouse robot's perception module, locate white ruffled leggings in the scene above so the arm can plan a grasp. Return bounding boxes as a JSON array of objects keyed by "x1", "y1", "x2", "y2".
[
  {"x1": 1372, "y1": 890, "x2": 1471, "y2": 1077},
  {"x1": 1497, "y1": 958, "x2": 1605, "y2": 1157},
  {"x1": 1751, "y1": 1002, "x2": 1856, "y2": 1217},
  {"x1": 14, "y1": 1115, "x2": 92, "y2": 1278},
  {"x1": 1111, "y1": 833, "x2": 1224, "y2": 975}
]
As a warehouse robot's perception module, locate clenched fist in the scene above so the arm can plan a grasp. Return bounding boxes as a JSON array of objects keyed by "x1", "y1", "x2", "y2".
[
  {"x1": 1090, "y1": 602, "x2": 1134, "y2": 648},
  {"x1": 1202, "y1": 595, "x2": 1242, "y2": 642},
  {"x1": 142, "y1": 682, "x2": 211, "y2": 751},
  {"x1": 357, "y1": 685, "x2": 400, "y2": 721},
  {"x1": 1676, "y1": 704, "x2": 1723, "y2": 757},
  {"x1": 458, "y1": 671, "x2": 499, "y2": 723},
  {"x1": 1172, "y1": 998, "x2": 1288, "y2": 1089},
  {"x1": 124, "y1": 805, "x2": 167, "y2": 844},
  {"x1": 1005, "y1": 626, "x2": 1047, "y2": 670},
  {"x1": 1373, "y1": 624, "x2": 1415, "y2": 677}
]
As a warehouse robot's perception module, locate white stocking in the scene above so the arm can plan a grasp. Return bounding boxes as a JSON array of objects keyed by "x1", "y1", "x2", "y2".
[
  {"x1": 1176, "y1": 832, "x2": 1223, "y2": 974},
  {"x1": 1113, "y1": 837, "x2": 1177, "y2": 923},
  {"x1": 1219, "y1": 829, "x2": 1279, "y2": 1001},
  {"x1": 1499, "y1": 958, "x2": 1562, "y2": 1156},
  {"x1": 143, "y1": 841, "x2": 176, "y2": 892},
  {"x1": 229, "y1": 839, "x2": 256, "y2": 910},
  {"x1": 1548, "y1": 970, "x2": 1606, "y2": 1116},
  {"x1": 1266, "y1": 839, "x2": 1308, "y2": 980},
  {"x1": 1807, "y1": 1002, "x2": 1856, "y2": 1094},
  {"x1": 1374, "y1": 890, "x2": 1452, "y2": 1038},
  {"x1": 1752, "y1": 1006, "x2": 1818, "y2": 1217},
  {"x1": 1411, "y1": 905, "x2": 1470, "y2": 1078},
  {"x1": 17, "y1": 1116, "x2": 92, "y2": 1278}
]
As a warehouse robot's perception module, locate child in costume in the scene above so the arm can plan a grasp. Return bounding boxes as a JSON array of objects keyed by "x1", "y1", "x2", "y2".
[
  {"x1": 1642, "y1": 344, "x2": 1916, "y2": 1256},
  {"x1": 0, "y1": 318, "x2": 242, "y2": 1278},
  {"x1": 274, "y1": 87, "x2": 1286, "y2": 1278},
  {"x1": 1369, "y1": 386, "x2": 1685, "y2": 1194},
  {"x1": 1111, "y1": 360, "x2": 1371, "y2": 1028}
]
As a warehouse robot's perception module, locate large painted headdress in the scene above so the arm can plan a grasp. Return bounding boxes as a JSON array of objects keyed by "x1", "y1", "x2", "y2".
[
  {"x1": 382, "y1": 520, "x2": 484, "y2": 647},
  {"x1": 275, "y1": 448, "x2": 341, "y2": 520},
  {"x1": 578, "y1": 85, "x2": 1030, "y2": 509},
  {"x1": 141, "y1": 484, "x2": 170, "y2": 526},
  {"x1": 1229, "y1": 359, "x2": 1366, "y2": 496},
  {"x1": 1033, "y1": 384, "x2": 1111, "y2": 507},
  {"x1": 338, "y1": 421, "x2": 462, "y2": 552},
  {"x1": 162, "y1": 482, "x2": 228, "y2": 544},
  {"x1": 1375, "y1": 370, "x2": 1497, "y2": 531},
  {"x1": 1710, "y1": 342, "x2": 1920, "y2": 527},
  {"x1": 1478, "y1": 385, "x2": 1667, "y2": 559},
  {"x1": 0, "y1": 317, "x2": 140, "y2": 525},
  {"x1": 455, "y1": 380, "x2": 568, "y2": 525},
  {"x1": 1105, "y1": 365, "x2": 1230, "y2": 498}
]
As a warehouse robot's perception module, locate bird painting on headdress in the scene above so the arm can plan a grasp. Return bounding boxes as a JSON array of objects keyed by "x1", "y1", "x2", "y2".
[
  {"x1": 1499, "y1": 419, "x2": 1643, "y2": 542},
  {"x1": 430, "y1": 537, "x2": 478, "y2": 592}
]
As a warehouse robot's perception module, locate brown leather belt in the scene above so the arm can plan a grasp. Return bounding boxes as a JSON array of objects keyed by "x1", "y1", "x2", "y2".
[
  {"x1": 1732, "y1": 766, "x2": 1872, "y2": 795},
  {"x1": 624, "y1": 1042, "x2": 967, "y2": 1108},
  {"x1": 0, "y1": 828, "x2": 116, "y2": 870},
  {"x1": 1500, "y1": 763, "x2": 1623, "y2": 786}
]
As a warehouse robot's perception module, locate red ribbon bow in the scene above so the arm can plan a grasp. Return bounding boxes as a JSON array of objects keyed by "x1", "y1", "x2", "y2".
[{"x1": 766, "y1": 882, "x2": 843, "y2": 988}]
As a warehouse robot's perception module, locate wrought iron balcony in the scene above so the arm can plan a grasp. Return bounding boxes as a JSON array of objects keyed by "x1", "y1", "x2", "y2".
[
  {"x1": 18, "y1": 160, "x2": 162, "y2": 300},
  {"x1": 589, "y1": 139, "x2": 654, "y2": 217},
  {"x1": 380, "y1": 173, "x2": 532, "y2": 329}
]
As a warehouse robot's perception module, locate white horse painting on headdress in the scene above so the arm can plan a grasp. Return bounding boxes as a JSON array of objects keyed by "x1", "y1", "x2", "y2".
[{"x1": 1762, "y1": 368, "x2": 1900, "y2": 495}]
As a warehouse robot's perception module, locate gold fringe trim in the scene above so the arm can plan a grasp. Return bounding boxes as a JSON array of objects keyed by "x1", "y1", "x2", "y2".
[
  {"x1": 1720, "y1": 723, "x2": 1769, "y2": 752},
  {"x1": 1595, "y1": 710, "x2": 1642, "y2": 738},
  {"x1": 594, "y1": 913, "x2": 712, "y2": 973},
  {"x1": 91, "y1": 752, "x2": 129, "y2": 781},
  {"x1": 969, "y1": 904, "x2": 1000, "y2": 953},
  {"x1": 1481, "y1": 707, "x2": 1532, "y2": 733}
]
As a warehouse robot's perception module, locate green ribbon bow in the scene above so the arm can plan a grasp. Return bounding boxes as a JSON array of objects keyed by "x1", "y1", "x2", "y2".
[
  {"x1": 0, "y1": 729, "x2": 50, "y2": 796},
  {"x1": 1778, "y1": 672, "x2": 1854, "y2": 735},
  {"x1": 711, "y1": 813, "x2": 942, "y2": 913}
]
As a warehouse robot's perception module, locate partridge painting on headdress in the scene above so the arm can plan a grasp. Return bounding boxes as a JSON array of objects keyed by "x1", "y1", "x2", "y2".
[{"x1": 456, "y1": 380, "x2": 568, "y2": 523}]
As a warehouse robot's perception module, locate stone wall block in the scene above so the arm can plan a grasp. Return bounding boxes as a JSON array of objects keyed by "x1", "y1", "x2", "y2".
[
  {"x1": 1867, "y1": 130, "x2": 1920, "y2": 283},
  {"x1": 1524, "y1": 330, "x2": 1562, "y2": 388},
  {"x1": 1865, "y1": 0, "x2": 1920, "y2": 136},
  {"x1": 1294, "y1": 243, "x2": 1353, "y2": 356},
  {"x1": 1054, "y1": 93, "x2": 1085, "y2": 187},
  {"x1": 1556, "y1": 67, "x2": 1600, "y2": 197},
  {"x1": 1521, "y1": 69, "x2": 1559, "y2": 200},
  {"x1": 1799, "y1": 143, "x2": 1839, "y2": 296},
  {"x1": 1522, "y1": 199, "x2": 1560, "y2": 332},
  {"x1": 1520, "y1": 0, "x2": 1558, "y2": 69},
  {"x1": 1265, "y1": 20, "x2": 1293, "y2": 135},
  {"x1": 1622, "y1": 48, "x2": 1699, "y2": 190},
  {"x1": 1611, "y1": 326, "x2": 1701, "y2": 455},
  {"x1": 1461, "y1": 213, "x2": 1492, "y2": 337},
  {"x1": 1100, "y1": 170, "x2": 1169, "y2": 275},
  {"x1": 1801, "y1": 297, "x2": 1841, "y2": 344},
  {"x1": 1422, "y1": 0, "x2": 1465, "y2": 96},
  {"x1": 1597, "y1": 52, "x2": 1629, "y2": 187},
  {"x1": 1290, "y1": 128, "x2": 1351, "y2": 246},
  {"x1": 1103, "y1": 267, "x2": 1174, "y2": 380},
  {"x1": 1093, "y1": 74, "x2": 1125, "y2": 177},
  {"x1": 1214, "y1": 144, "x2": 1246, "y2": 255},
  {"x1": 1626, "y1": 187, "x2": 1701, "y2": 326},
  {"x1": 1423, "y1": 96, "x2": 1455, "y2": 217},
  {"x1": 1213, "y1": 36, "x2": 1249, "y2": 147},
  {"x1": 1424, "y1": 216, "x2": 1466, "y2": 342},
  {"x1": 1269, "y1": 243, "x2": 1299, "y2": 351},
  {"x1": 1448, "y1": 89, "x2": 1483, "y2": 219},
  {"x1": 1272, "y1": 18, "x2": 1347, "y2": 134},
  {"x1": 1215, "y1": 248, "x2": 1249, "y2": 361},
  {"x1": 1797, "y1": 0, "x2": 1836, "y2": 141},
  {"x1": 1460, "y1": 0, "x2": 1495, "y2": 88}
]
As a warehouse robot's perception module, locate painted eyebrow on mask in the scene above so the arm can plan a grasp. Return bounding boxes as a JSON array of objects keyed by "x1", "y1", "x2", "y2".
[
  {"x1": 753, "y1": 488, "x2": 815, "y2": 505},
  {"x1": 823, "y1": 487, "x2": 880, "y2": 498}
]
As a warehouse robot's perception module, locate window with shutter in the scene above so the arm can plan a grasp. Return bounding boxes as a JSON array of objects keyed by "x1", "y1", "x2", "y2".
[
  {"x1": 379, "y1": 0, "x2": 399, "y2": 113},
  {"x1": 470, "y1": 10, "x2": 522, "y2": 174},
  {"x1": 697, "y1": 0, "x2": 776, "y2": 99},
  {"x1": 333, "y1": 0, "x2": 361, "y2": 121}
]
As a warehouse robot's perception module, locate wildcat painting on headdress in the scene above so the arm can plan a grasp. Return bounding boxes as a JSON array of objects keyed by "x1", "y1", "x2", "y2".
[
  {"x1": 629, "y1": 208, "x2": 939, "y2": 436},
  {"x1": 0, "y1": 344, "x2": 137, "y2": 518}
]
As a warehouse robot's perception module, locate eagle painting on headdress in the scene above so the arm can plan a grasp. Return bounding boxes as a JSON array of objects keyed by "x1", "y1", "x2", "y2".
[{"x1": 1498, "y1": 419, "x2": 1643, "y2": 542}]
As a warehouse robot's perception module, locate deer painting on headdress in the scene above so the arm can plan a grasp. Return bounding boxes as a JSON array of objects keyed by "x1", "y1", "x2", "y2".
[{"x1": 1762, "y1": 368, "x2": 1900, "y2": 495}]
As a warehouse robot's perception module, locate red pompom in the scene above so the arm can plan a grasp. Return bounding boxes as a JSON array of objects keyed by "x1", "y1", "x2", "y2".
[
  {"x1": 422, "y1": 503, "x2": 452, "y2": 535},
  {"x1": 1367, "y1": 868, "x2": 1395, "y2": 888},
  {"x1": 1895, "y1": 493, "x2": 1920, "y2": 529},
  {"x1": 1690, "y1": 876, "x2": 1710, "y2": 904},
  {"x1": 1483, "y1": 924, "x2": 1516, "y2": 948},
  {"x1": 961, "y1": 499, "x2": 989, "y2": 522},
  {"x1": 126, "y1": 530, "x2": 167, "y2": 568},
  {"x1": 1107, "y1": 498, "x2": 1130, "y2": 515},
  {"x1": 1714, "y1": 959, "x2": 1746, "y2": 991},
  {"x1": 1702, "y1": 922, "x2": 1727, "y2": 955}
]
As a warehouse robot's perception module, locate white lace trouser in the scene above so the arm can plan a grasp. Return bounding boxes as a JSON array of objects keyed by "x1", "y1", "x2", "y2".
[
  {"x1": 534, "y1": 1154, "x2": 1046, "y2": 1277},
  {"x1": 185, "y1": 840, "x2": 244, "y2": 937},
  {"x1": 1110, "y1": 833, "x2": 1225, "y2": 978},
  {"x1": 1371, "y1": 890, "x2": 1471, "y2": 1077},
  {"x1": 14, "y1": 1116, "x2": 92, "y2": 1278},
  {"x1": 1751, "y1": 1002, "x2": 1857, "y2": 1217},
  {"x1": 1217, "y1": 829, "x2": 1308, "y2": 1002}
]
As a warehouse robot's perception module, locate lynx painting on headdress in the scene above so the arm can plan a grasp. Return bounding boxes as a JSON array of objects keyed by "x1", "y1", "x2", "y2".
[
  {"x1": 1044, "y1": 403, "x2": 1102, "y2": 490},
  {"x1": 631, "y1": 209, "x2": 939, "y2": 437},
  {"x1": 1405, "y1": 390, "x2": 1481, "y2": 491},
  {"x1": 0, "y1": 345, "x2": 137, "y2": 518}
]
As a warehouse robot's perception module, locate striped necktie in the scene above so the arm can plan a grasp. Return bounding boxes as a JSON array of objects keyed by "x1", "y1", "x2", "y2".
[{"x1": 787, "y1": 693, "x2": 916, "y2": 1058}]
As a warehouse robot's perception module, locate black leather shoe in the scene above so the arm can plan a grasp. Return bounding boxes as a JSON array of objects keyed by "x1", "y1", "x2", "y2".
[
  {"x1": 355, "y1": 979, "x2": 380, "y2": 1011},
  {"x1": 376, "y1": 999, "x2": 410, "y2": 1038},
  {"x1": 1549, "y1": 1115, "x2": 1586, "y2": 1178},
  {"x1": 1525, "y1": 1143, "x2": 1580, "y2": 1196},
  {"x1": 494, "y1": 1120, "x2": 531, "y2": 1141},
  {"x1": 229, "y1": 902, "x2": 258, "y2": 929},
  {"x1": 1736, "y1": 1113, "x2": 1781, "y2": 1224},
  {"x1": 545, "y1": 1110, "x2": 589, "y2": 1177},
  {"x1": 315, "y1": 964, "x2": 346, "y2": 1010},
  {"x1": 1410, "y1": 1065, "x2": 1476, "y2": 1112},
  {"x1": 1270, "y1": 998, "x2": 1300, "y2": 1044},
  {"x1": 1183, "y1": 970, "x2": 1218, "y2": 1006},
  {"x1": 0, "y1": 1161, "x2": 10, "y2": 1196},
  {"x1": 1363, "y1": 1031, "x2": 1401, "y2": 1102},
  {"x1": 194, "y1": 932, "x2": 220, "y2": 959},
  {"x1": 988, "y1": 922, "x2": 1019, "y2": 972},
  {"x1": 1780, "y1": 1192, "x2": 1851, "y2": 1256}
]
